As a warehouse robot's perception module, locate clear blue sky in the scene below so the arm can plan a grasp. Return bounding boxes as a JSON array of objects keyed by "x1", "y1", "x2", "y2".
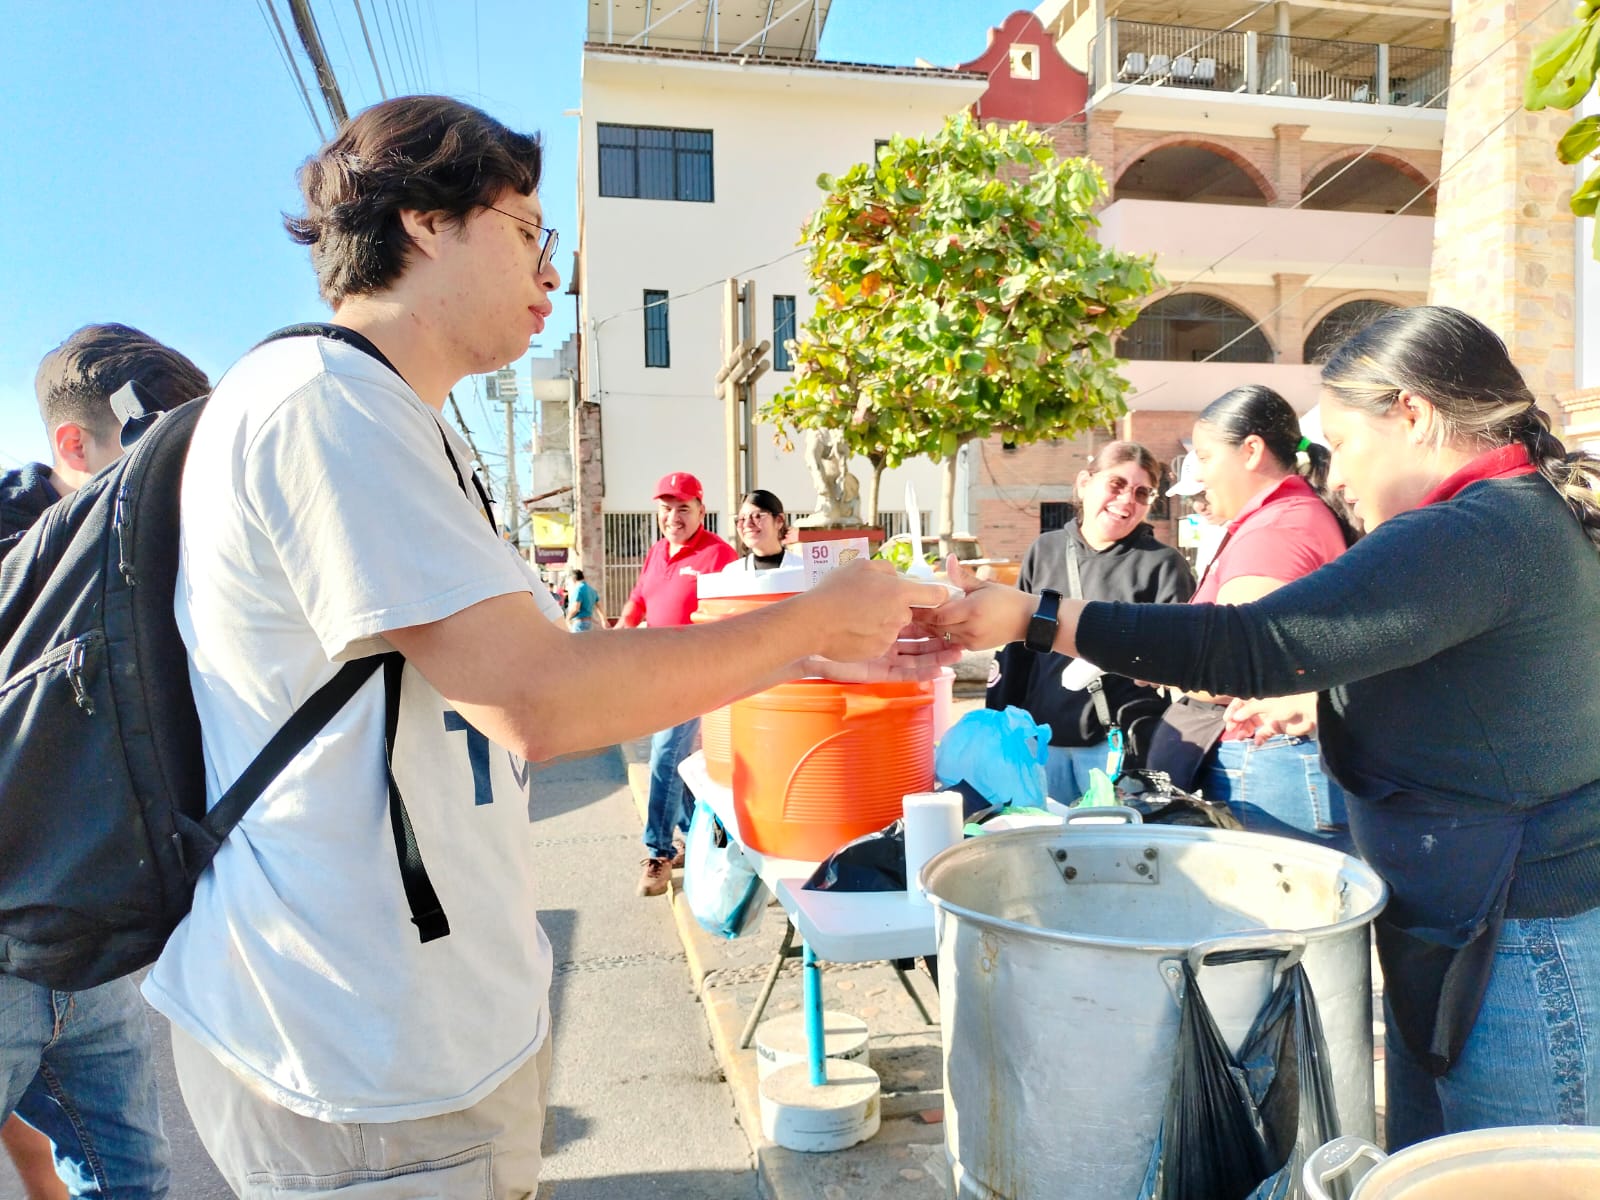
[{"x1": 0, "y1": 0, "x2": 1024, "y2": 468}]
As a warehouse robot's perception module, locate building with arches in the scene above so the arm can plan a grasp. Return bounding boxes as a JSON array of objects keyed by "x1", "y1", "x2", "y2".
[{"x1": 964, "y1": 0, "x2": 1448, "y2": 556}]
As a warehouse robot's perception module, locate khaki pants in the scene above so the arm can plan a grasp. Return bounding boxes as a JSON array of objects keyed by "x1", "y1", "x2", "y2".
[{"x1": 171, "y1": 1025, "x2": 553, "y2": 1199}]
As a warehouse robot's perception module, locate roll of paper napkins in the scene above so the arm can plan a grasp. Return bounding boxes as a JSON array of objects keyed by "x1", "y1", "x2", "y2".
[{"x1": 903, "y1": 791, "x2": 964, "y2": 904}]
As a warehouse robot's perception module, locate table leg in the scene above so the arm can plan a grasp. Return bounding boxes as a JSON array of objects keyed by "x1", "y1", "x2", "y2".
[
  {"x1": 738, "y1": 918, "x2": 798, "y2": 1049},
  {"x1": 803, "y1": 939, "x2": 825, "y2": 1086},
  {"x1": 893, "y1": 959, "x2": 937, "y2": 1026}
]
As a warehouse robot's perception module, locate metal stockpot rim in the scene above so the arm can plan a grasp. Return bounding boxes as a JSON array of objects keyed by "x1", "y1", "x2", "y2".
[{"x1": 918, "y1": 823, "x2": 1388, "y2": 952}]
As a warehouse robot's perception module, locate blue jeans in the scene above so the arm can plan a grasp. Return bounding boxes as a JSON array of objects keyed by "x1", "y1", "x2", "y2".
[
  {"x1": 1384, "y1": 907, "x2": 1600, "y2": 1149},
  {"x1": 1198, "y1": 734, "x2": 1352, "y2": 853},
  {"x1": 1044, "y1": 741, "x2": 1116, "y2": 805},
  {"x1": 0, "y1": 974, "x2": 168, "y2": 1198},
  {"x1": 644, "y1": 717, "x2": 700, "y2": 858}
]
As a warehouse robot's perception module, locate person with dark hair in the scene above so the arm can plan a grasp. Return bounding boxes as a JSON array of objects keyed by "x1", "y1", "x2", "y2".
[
  {"x1": 988, "y1": 441, "x2": 1194, "y2": 800},
  {"x1": 0, "y1": 323, "x2": 202, "y2": 1200},
  {"x1": 563, "y1": 567, "x2": 603, "y2": 631},
  {"x1": 143, "y1": 96, "x2": 950, "y2": 1198},
  {"x1": 727, "y1": 489, "x2": 801, "y2": 571},
  {"x1": 1155, "y1": 384, "x2": 1356, "y2": 849},
  {"x1": 927, "y1": 305, "x2": 1600, "y2": 1148}
]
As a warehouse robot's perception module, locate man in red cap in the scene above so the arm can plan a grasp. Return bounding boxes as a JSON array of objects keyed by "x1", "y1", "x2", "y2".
[{"x1": 620, "y1": 471, "x2": 739, "y2": 895}]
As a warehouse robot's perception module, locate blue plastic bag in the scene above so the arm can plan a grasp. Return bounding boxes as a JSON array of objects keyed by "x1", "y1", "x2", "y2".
[
  {"x1": 682, "y1": 802, "x2": 766, "y2": 939},
  {"x1": 934, "y1": 706, "x2": 1050, "y2": 811}
]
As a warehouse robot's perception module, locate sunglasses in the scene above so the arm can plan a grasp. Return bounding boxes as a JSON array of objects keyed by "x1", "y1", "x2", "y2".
[{"x1": 1102, "y1": 475, "x2": 1155, "y2": 505}]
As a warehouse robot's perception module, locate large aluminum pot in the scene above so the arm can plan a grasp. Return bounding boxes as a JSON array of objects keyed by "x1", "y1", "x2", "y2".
[
  {"x1": 1305, "y1": 1127, "x2": 1600, "y2": 1199},
  {"x1": 920, "y1": 818, "x2": 1387, "y2": 1200}
]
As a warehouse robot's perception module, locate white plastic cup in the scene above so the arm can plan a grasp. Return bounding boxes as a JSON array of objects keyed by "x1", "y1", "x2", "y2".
[{"x1": 903, "y1": 791, "x2": 963, "y2": 904}]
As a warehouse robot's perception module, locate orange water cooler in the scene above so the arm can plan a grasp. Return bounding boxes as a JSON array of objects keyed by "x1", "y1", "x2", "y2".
[{"x1": 693, "y1": 567, "x2": 935, "y2": 861}]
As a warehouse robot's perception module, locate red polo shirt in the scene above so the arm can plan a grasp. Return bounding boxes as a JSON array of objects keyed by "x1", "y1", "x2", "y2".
[
  {"x1": 622, "y1": 527, "x2": 738, "y2": 627},
  {"x1": 1192, "y1": 475, "x2": 1347, "y2": 604}
]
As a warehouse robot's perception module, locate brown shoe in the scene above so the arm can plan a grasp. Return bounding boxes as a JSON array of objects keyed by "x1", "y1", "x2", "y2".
[
  {"x1": 637, "y1": 856, "x2": 672, "y2": 897},
  {"x1": 670, "y1": 838, "x2": 686, "y2": 869}
]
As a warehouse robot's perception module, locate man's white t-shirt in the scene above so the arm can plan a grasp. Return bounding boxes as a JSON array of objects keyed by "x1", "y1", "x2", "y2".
[{"x1": 144, "y1": 334, "x2": 555, "y2": 1123}]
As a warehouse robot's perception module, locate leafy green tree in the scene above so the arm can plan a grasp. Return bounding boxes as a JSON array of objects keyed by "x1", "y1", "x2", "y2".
[
  {"x1": 765, "y1": 113, "x2": 1161, "y2": 546},
  {"x1": 1527, "y1": 0, "x2": 1600, "y2": 257}
]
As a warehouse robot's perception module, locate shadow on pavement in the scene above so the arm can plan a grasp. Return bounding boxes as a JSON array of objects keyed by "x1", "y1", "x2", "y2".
[{"x1": 536, "y1": 1168, "x2": 756, "y2": 1199}]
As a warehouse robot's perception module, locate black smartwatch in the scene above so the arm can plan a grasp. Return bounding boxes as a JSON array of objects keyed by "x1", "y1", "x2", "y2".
[{"x1": 1024, "y1": 589, "x2": 1062, "y2": 653}]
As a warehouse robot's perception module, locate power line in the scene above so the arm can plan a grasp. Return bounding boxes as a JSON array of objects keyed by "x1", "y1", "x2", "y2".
[
  {"x1": 591, "y1": 247, "x2": 809, "y2": 331},
  {"x1": 399, "y1": 0, "x2": 430, "y2": 88},
  {"x1": 381, "y1": 0, "x2": 416, "y2": 90},
  {"x1": 254, "y1": 0, "x2": 327, "y2": 137},
  {"x1": 349, "y1": 0, "x2": 390, "y2": 98},
  {"x1": 318, "y1": 0, "x2": 362, "y2": 106},
  {"x1": 287, "y1": 0, "x2": 350, "y2": 126},
  {"x1": 368, "y1": 0, "x2": 404, "y2": 92}
]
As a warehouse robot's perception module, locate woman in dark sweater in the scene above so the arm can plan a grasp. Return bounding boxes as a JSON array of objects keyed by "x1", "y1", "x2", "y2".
[{"x1": 928, "y1": 306, "x2": 1600, "y2": 1148}]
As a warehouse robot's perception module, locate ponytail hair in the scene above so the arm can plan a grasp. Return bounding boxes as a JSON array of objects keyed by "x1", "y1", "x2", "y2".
[
  {"x1": 1196, "y1": 385, "x2": 1358, "y2": 545},
  {"x1": 1321, "y1": 305, "x2": 1600, "y2": 550}
]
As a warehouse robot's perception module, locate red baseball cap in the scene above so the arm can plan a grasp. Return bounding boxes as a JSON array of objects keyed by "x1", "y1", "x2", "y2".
[{"x1": 653, "y1": 471, "x2": 704, "y2": 502}]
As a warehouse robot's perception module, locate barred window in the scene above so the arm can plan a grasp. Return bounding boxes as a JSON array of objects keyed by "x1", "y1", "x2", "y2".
[
  {"x1": 773, "y1": 295, "x2": 797, "y2": 372},
  {"x1": 644, "y1": 290, "x2": 670, "y2": 368},
  {"x1": 598, "y1": 124, "x2": 714, "y2": 202}
]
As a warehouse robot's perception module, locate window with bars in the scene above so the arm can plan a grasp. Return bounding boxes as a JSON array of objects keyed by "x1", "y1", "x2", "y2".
[
  {"x1": 597, "y1": 124, "x2": 714, "y2": 202},
  {"x1": 1119, "y1": 293, "x2": 1273, "y2": 364},
  {"x1": 773, "y1": 295, "x2": 797, "y2": 372},
  {"x1": 643, "y1": 290, "x2": 670, "y2": 368},
  {"x1": 1040, "y1": 501, "x2": 1074, "y2": 533}
]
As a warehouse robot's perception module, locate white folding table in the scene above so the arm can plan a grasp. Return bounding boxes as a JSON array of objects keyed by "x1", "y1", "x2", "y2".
[{"x1": 680, "y1": 751, "x2": 938, "y2": 1083}]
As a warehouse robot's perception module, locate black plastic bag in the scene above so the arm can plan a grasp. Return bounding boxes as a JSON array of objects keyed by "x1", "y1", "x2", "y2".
[
  {"x1": 1237, "y1": 963, "x2": 1342, "y2": 1200},
  {"x1": 1140, "y1": 959, "x2": 1340, "y2": 1200},
  {"x1": 1115, "y1": 769, "x2": 1243, "y2": 831},
  {"x1": 802, "y1": 819, "x2": 907, "y2": 892},
  {"x1": 1139, "y1": 960, "x2": 1276, "y2": 1200}
]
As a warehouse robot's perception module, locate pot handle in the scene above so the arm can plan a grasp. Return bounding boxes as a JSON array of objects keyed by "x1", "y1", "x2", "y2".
[
  {"x1": 1061, "y1": 805, "x2": 1144, "y2": 825},
  {"x1": 1302, "y1": 1134, "x2": 1386, "y2": 1200},
  {"x1": 1186, "y1": 930, "x2": 1307, "y2": 974}
]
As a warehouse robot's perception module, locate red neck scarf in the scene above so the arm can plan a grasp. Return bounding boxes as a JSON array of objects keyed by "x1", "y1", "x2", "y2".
[{"x1": 1418, "y1": 444, "x2": 1536, "y2": 507}]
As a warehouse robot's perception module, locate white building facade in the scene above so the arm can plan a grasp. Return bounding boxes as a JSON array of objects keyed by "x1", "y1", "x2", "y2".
[{"x1": 576, "y1": 1, "x2": 986, "y2": 603}]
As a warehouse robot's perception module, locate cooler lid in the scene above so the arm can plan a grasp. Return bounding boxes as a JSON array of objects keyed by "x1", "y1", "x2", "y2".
[{"x1": 696, "y1": 565, "x2": 808, "y2": 598}]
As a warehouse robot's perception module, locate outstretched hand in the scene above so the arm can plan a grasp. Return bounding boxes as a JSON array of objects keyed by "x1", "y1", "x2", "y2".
[{"x1": 917, "y1": 556, "x2": 1035, "y2": 652}]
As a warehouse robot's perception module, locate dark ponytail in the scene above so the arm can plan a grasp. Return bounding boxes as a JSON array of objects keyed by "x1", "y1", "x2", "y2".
[
  {"x1": 1196, "y1": 385, "x2": 1358, "y2": 545},
  {"x1": 1321, "y1": 306, "x2": 1600, "y2": 551}
]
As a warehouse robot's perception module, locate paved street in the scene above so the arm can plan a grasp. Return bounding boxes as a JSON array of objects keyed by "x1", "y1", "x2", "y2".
[{"x1": 0, "y1": 745, "x2": 755, "y2": 1200}]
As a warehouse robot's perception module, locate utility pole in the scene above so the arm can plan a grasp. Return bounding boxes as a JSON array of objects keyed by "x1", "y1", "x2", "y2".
[
  {"x1": 286, "y1": 0, "x2": 350, "y2": 127},
  {"x1": 503, "y1": 386, "x2": 522, "y2": 550},
  {"x1": 715, "y1": 279, "x2": 770, "y2": 520}
]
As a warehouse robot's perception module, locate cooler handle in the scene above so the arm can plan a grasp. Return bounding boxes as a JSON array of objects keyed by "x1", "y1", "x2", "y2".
[{"x1": 1302, "y1": 1134, "x2": 1386, "y2": 1200}]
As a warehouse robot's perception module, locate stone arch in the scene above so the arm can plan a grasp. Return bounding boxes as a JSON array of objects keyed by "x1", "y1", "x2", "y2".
[
  {"x1": 1121, "y1": 290, "x2": 1277, "y2": 363},
  {"x1": 1300, "y1": 150, "x2": 1435, "y2": 215},
  {"x1": 1113, "y1": 135, "x2": 1277, "y2": 206}
]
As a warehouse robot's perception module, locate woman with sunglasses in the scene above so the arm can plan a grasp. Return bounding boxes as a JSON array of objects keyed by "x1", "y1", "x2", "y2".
[
  {"x1": 988, "y1": 441, "x2": 1194, "y2": 803},
  {"x1": 725, "y1": 489, "x2": 802, "y2": 572},
  {"x1": 1159, "y1": 385, "x2": 1357, "y2": 849}
]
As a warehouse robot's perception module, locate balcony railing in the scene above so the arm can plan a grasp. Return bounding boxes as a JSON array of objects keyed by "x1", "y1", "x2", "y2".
[{"x1": 1092, "y1": 20, "x2": 1449, "y2": 109}]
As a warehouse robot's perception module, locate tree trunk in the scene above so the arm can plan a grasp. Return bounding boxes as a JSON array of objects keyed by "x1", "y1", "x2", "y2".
[
  {"x1": 939, "y1": 448, "x2": 960, "y2": 560},
  {"x1": 864, "y1": 456, "x2": 885, "y2": 527}
]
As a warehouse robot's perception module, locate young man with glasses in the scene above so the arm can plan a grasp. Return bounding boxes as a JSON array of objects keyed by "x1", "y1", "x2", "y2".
[{"x1": 141, "y1": 96, "x2": 951, "y2": 1198}]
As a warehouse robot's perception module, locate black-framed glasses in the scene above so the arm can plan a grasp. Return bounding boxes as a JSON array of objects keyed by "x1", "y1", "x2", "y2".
[
  {"x1": 1103, "y1": 475, "x2": 1155, "y2": 505},
  {"x1": 488, "y1": 205, "x2": 559, "y2": 272}
]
